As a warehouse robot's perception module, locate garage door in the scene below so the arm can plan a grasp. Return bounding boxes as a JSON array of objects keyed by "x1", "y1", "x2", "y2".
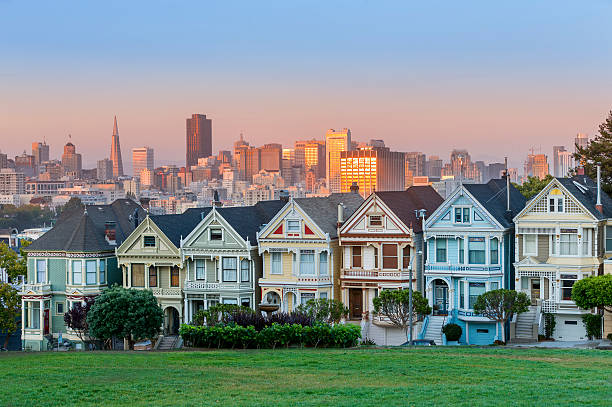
[{"x1": 554, "y1": 316, "x2": 587, "y2": 341}]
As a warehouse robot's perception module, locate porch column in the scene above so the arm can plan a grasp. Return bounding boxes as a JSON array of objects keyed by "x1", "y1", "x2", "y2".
[
  {"x1": 540, "y1": 276, "x2": 544, "y2": 301},
  {"x1": 183, "y1": 297, "x2": 188, "y2": 324},
  {"x1": 39, "y1": 299, "x2": 44, "y2": 333},
  {"x1": 145, "y1": 264, "x2": 150, "y2": 289},
  {"x1": 21, "y1": 300, "x2": 26, "y2": 335},
  {"x1": 217, "y1": 258, "x2": 221, "y2": 282},
  {"x1": 127, "y1": 264, "x2": 132, "y2": 288},
  {"x1": 362, "y1": 288, "x2": 367, "y2": 314},
  {"x1": 315, "y1": 250, "x2": 320, "y2": 276}
]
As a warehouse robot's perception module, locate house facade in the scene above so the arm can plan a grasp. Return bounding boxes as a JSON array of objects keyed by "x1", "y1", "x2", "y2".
[
  {"x1": 181, "y1": 201, "x2": 285, "y2": 322},
  {"x1": 338, "y1": 187, "x2": 443, "y2": 320},
  {"x1": 20, "y1": 199, "x2": 144, "y2": 350},
  {"x1": 512, "y1": 175, "x2": 612, "y2": 341},
  {"x1": 116, "y1": 209, "x2": 206, "y2": 335},
  {"x1": 423, "y1": 179, "x2": 526, "y2": 345},
  {"x1": 257, "y1": 193, "x2": 363, "y2": 312}
]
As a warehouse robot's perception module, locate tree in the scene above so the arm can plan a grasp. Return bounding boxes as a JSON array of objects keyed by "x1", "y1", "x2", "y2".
[
  {"x1": 0, "y1": 283, "x2": 20, "y2": 349},
  {"x1": 372, "y1": 289, "x2": 431, "y2": 342},
  {"x1": 87, "y1": 286, "x2": 163, "y2": 349},
  {"x1": 296, "y1": 298, "x2": 348, "y2": 324},
  {"x1": 0, "y1": 240, "x2": 31, "y2": 281},
  {"x1": 513, "y1": 175, "x2": 554, "y2": 200},
  {"x1": 572, "y1": 275, "x2": 612, "y2": 313},
  {"x1": 574, "y1": 110, "x2": 612, "y2": 194},
  {"x1": 63, "y1": 297, "x2": 95, "y2": 346},
  {"x1": 473, "y1": 289, "x2": 530, "y2": 344}
]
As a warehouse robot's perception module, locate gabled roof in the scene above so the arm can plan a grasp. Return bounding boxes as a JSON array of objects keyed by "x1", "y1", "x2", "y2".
[
  {"x1": 216, "y1": 200, "x2": 286, "y2": 243},
  {"x1": 293, "y1": 193, "x2": 364, "y2": 238},
  {"x1": 463, "y1": 179, "x2": 526, "y2": 228},
  {"x1": 27, "y1": 199, "x2": 145, "y2": 253},
  {"x1": 375, "y1": 186, "x2": 443, "y2": 233},
  {"x1": 150, "y1": 207, "x2": 212, "y2": 247},
  {"x1": 556, "y1": 176, "x2": 612, "y2": 219}
]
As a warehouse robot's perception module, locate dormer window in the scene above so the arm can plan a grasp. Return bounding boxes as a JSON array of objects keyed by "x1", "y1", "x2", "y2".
[
  {"x1": 287, "y1": 220, "x2": 300, "y2": 233},
  {"x1": 454, "y1": 207, "x2": 470, "y2": 224},
  {"x1": 368, "y1": 215, "x2": 383, "y2": 228},
  {"x1": 548, "y1": 189, "x2": 564, "y2": 212},
  {"x1": 210, "y1": 229, "x2": 223, "y2": 241},
  {"x1": 143, "y1": 236, "x2": 156, "y2": 247}
]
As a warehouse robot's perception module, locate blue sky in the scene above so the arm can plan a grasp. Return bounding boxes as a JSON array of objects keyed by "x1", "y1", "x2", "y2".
[{"x1": 1, "y1": 1, "x2": 611, "y2": 170}]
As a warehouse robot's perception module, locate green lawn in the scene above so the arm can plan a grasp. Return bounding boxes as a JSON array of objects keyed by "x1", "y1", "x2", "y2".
[{"x1": 0, "y1": 347, "x2": 610, "y2": 406}]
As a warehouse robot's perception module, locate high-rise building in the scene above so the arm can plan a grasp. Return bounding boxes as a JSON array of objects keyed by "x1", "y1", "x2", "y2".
[
  {"x1": 186, "y1": 114, "x2": 212, "y2": 168},
  {"x1": 405, "y1": 152, "x2": 426, "y2": 177},
  {"x1": 340, "y1": 147, "x2": 405, "y2": 197},
  {"x1": 574, "y1": 133, "x2": 589, "y2": 153},
  {"x1": 325, "y1": 128, "x2": 352, "y2": 193},
  {"x1": 524, "y1": 153, "x2": 549, "y2": 180},
  {"x1": 259, "y1": 143, "x2": 282, "y2": 172},
  {"x1": 441, "y1": 149, "x2": 480, "y2": 181},
  {"x1": 0, "y1": 168, "x2": 26, "y2": 194},
  {"x1": 97, "y1": 158, "x2": 113, "y2": 181},
  {"x1": 557, "y1": 150, "x2": 574, "y2": 177},
  {"x1": 14, "y1": 152, "x2": 36, "y2": 177},
  {"x1": 110, "y1": 116, "x2": 124, "y2": 178},
  {"x1": 426, "y1": 155, "x2": 443, "y2": 178},
  {"x1": 0, "y1": 153, "x2": 7, "y2": 169},
  {"x1": 61, "y1": 141, "x2": 82, "y2": 177},
  {"x1": 31, "y1": 141, "x2": 49, "y2": 168},
  {"x1": 486, "y1": 163, "x2": 506, "y2": 182},
  {"x1": 552, "y1": 146, "x2": 567, "y2": 177},
  {"x1": 132, "y1": 147, "x2": 154, "y2": 179}
]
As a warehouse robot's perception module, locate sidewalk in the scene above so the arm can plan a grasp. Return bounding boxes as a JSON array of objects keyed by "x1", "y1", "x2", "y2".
[{"x1": 508, "y1": 340, "x2": 610, "y2": 349}]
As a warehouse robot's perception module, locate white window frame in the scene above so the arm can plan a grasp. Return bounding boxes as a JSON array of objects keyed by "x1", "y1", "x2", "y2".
[
  {"x1": 72, "y1": 260, "x2": 83, "y2": 285},
  {"x1": 55, "y1": 301, "x2": 65, "y2": 316},
  {"x1": 319, "y1": 292, "x2": 328, "y2": 300},
  {"x1": 300, "y1": 292, "x2": 315, "y2": 305},
  {"x1": 368, "y1": 215, "x2": 384, "y2": 228},
  {"x1": 240, "y1": 297, "x2": 251, "y2": 308},
  {"x1": 221, "y1": 257, "x2": 237, "y2": 282},
  {"x1": 209, "y1": 228, "x2": 223, "y2": 241},
  {"x1": 143, "y1": 235, "x2": 156, "y2": 248},
  {"x1": 299, "y1": 250, "x2": 315, "y2": 275},
  {"x1": 560, "y1": 274, "x2": 578, "y2": 302},
  {"x1": 490, "y1": 237, "x2": 499, "y2": 265},
  {"x1": 581, "y1": 228, "x2": 592, "y2": 257},
  {"x1": 523, "y1": 234, "x2": 537, "y2": 256},
  {"x1": 319, "y1": 252, "x2": 328, "y2": 275},
  {"x1": 221, "y1": 297, "x2": 238, "y2": 305},
  {"x1": 85, "y1": 260, "x2": 97, "y2": 285},
  {"x1": 286, "y1": 220, "x2": 300, "y2": 233},
  {"x1": 548, "y1": 196, "x2": 564, "y2": 213},
  {"x1": 270, "y1": 252, "x2": 282, "y2": 275},
  {"x1": 606, "y1": 225, "x2": 612, "y2": 253},
  {"x1": 240, "y1": 259, "x2": 250, "y2": 282},
  {"x1": 99, "y1": 259, "x2": 106, "y2": 284},
  {"x1": 195, "y1": 259, "x2": 206, "y2": 280},
  {"x1": 453, "y1": 206, "x2": 471, "y2": 224},
  {"x1": 36, "y1": 259, "x2": 47, "y2": 284},
  {"x1": 559, "y1": 232, "x2": 578, "y2": 256}
]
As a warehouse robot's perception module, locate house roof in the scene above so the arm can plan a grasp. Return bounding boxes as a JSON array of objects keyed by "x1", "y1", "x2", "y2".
[
  {"x1": 150, "y1": 207, "x2": 212, "y2": 247},
  {"x1": 375, "y1": 186, "x2": 444, "y2": 233},
  {"x1": 216, "y1": 200, "x2": 286, "y2": 243},
  {"x1": 26, "y1": 199, "x2": 145, "y2": 253},
  {"x1": 463, "y1": 179, "x2": 526, "y2": 228},
  {"x1": 556, "y1": 176, "x2": 612, "y2": 219},
  {"x1": 293, "y1": 193, "x2": 364, "y2": 238}
]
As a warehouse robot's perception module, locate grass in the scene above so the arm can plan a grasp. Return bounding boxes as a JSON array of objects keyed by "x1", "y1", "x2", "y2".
[{"x1": 0, "y1": 347, "x2": 610, "y2": 406}]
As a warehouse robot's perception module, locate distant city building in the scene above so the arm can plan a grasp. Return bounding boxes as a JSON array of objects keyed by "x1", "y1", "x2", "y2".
[
  {"x1": 97, "y1": 158, "x2": 113, "y2": 181},
  {"x1": 441, "y1": 149, "x2": 480, "y2": 181},
  {"x1": 110, "y1": 116, "x2": 124, "y2": 178},
  {"x1": 0, "y1": 168, "x2": 26, "y2": 195},
  {"x1": 406, "y1": 152, "x2": 426, "y2": 177},
  {"x1": 140, "y1": 168, "x2": 154, "y2": 187},
  {"x1": 259, "y1": 143, "x2": 282, "y2": 172},
  {"x1": 132, "y1": 147, "x2": 154, "y2": 179},
  {"x1": 553, "y1": 146, "x2": 567, "y2": 177},
  {"x1": 31, "y1": 141, "x2": 49, "y2": 168},
  {"x1": 524, "y1": 153, "x2": 549, "y2": 180},
  {"x1": 186, "y1": 113, "x2": 212, "y2": 168},
  {"x1": 574, "y1": 132, "x2": 589, "y2": 153},
  {"x1": 426, "y1": 155, "x2": 443, "y2": 178},
  {"x1": 486, "y1": 162, "x2": 506, "y2": 183},
  {"x1": 326, "y1": 128, "x2": 352, "y2": 193},
  {"x1": 0, "y1": 152, "x2": 7, "y2": 169},
  {"x1": 340, "y1": 146, "x2": 405, "y2": 197},
  {"x1": 14, "y1": 152, "x2": 36, "y2": 177},
  {"x1": 557, "y1": 150, "x2": 574, "y2": 177},
  {"x1": 25, "y1": 180, "x2": 66, "y2": 195},
  {"x1": 61, "y1": 141, "x2": 82, "y2": 177}
]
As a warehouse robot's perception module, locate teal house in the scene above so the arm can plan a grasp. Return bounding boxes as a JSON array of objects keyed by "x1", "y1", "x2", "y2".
[
  {"x1": 420, "y1": 179, "x2": 526, "y2": 345},
  {"x1": 20, "y1": 199, "x2": 144, "y2": 350}
]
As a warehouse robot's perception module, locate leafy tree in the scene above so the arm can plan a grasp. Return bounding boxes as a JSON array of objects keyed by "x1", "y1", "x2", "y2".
[
  {"x1": 87, "y1": 286, "x2": 163, "y2": 349},
  {"x1": 0, "y1": 283, "x2": 20, "y2": 349},
  {"x1": 63, "y1": 297, "x2": 95, "y2": 346},
  {"x1": 296, "y1": 298, "x2": 348, "y2": 324},
  {"x1": 473, "y1": 289, "x2": 530, "y2": 344},
  {"x1": 372, "y1": 289, "x2": 431, "y2": 342},
  {"x1": 0, "y1": 240, "x2": 31, "y2": 281},
  {"x1": 513, "y1": 175, "x2": 554, "y2": 200},
  {"x1": 571, "y1": 274, "x2": 612, "y2": 313},
  {"x1": 0, "y1": 204, "x2": 56, "y2": 230},
  {"x1": 574, "y1": 110, "x2": 612, "y2": 194}
]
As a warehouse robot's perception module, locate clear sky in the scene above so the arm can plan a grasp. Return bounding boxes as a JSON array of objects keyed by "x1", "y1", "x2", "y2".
[{"x1": 1, "y1": 0, "x2": 611, "y2": 171}]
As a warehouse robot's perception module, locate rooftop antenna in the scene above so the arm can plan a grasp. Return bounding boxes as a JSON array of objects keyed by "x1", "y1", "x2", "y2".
[{"x1": 504, "y1": 157, "x2": 510, "y2": 212}]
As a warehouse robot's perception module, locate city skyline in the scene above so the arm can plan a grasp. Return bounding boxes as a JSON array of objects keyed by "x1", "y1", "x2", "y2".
[{"x1": 1, "y1": 1, "x2": 611, "y2": 169}]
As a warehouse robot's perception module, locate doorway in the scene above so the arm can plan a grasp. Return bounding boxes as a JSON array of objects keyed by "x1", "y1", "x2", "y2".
[
  {"x1": 349, "y1": 288, "x2": 363, "y2": 319},
  {"x1": 530, "y1": 279, "x2": 540, "y2": 305},
  {"x1": 165, "y1": 307, "x2": 180, "y2": 335},
  {"x1": 433, "y1": 280, "x2": 449, "y2": 315}
]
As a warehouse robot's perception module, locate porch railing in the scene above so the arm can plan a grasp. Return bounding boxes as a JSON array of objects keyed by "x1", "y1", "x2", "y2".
[
  {"x1": 20, "y1": 283, "x2": 52, "y2": 294},
  {"x1": 342, "y1": 269, "x2": 410, "y2": 279},
  {"x1": 150, "y1": 288, "x2": 182, "y2": 297}
]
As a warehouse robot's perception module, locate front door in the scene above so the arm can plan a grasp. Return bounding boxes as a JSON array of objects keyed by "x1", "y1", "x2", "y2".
[
  {"x1": 530, "y1": 279, "x2": 540, "y2": 305},
  {"x1": 434, "y1": 283, "x2": 448, "y2": 315},
  {"x1": 43, "y1": 309, "x2": 50, "y2": 335},
  {"x1": 349, "y1": 288, "x2": 363, "y2": 319}
]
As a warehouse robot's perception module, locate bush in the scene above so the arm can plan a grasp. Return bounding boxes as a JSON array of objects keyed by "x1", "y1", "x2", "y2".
[
  {"x1": 442, "y1": 323, "x2": 462, "y2": 341},
  {"x1": 543, "y1": 313, "x2": 556, "y2": 339},
  {"x1": 295, "y1": 299, "x2": 348, "y2": 324},
  {"x1": 581, "y1": 314, "x2": 602, "y2": 340},
  {"x1": 607, "y1": 333, "x2": 612, "y2": 341},
  {"x1": 179, "y1": 322, "x2": 361, "y2": 349}
]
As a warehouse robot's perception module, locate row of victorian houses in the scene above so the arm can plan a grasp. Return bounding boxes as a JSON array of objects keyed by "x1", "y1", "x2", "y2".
[{"x1": 19, "y1": 173, "x2": 612, "y2": 350}]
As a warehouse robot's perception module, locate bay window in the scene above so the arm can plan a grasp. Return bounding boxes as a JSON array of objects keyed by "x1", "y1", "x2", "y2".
[
  {"x1": 582, "y1": 229, "x2": 592, "y2": 256},
  {"x1": 490, "y1": 238, "x2": 499, "y2": 264},
  {"x1": 319, "y1": 252, "x2": 328, "y2": 275},
  {"x1": 300, "y1": 292, "x2": 315, "y2": 305},
  {"x1": 559, "y1": 232, "x2": 578, "y2": 256},
  {"x1": 100, "y1": 260, "x2": 106, "y2": 284},
  {"x1": 382, "y1": 244, "x2": 398, "y2": 269},
  {"x1": 352, "y1": 246, "x2": 362, "y2": 268},
  {"x1": 606, "y1": 225, "x2": 612, "y2": 252},
  {"x1": 131, "y1": 264, "x2": 145, "y2": 287},
  {"x1": 171, "y1": 267, "x2": 180, "y2": 287},
  {"x1": 148, "y1": 266, "x2": 157, "y2": 287},
  {"x1": 196, "y1": 259, "x2": 206, "y2": 280},
  {"x1": 468, "y1": 237, "x2": 486, "y2": 264},
  {"x1": 222, "y1": 257, "x2": 237, "y2": 282},
  {"x1": 271, "y1": 252, "x2": 282, "y2": 274},
  {"x1": 458, "y1": 238, "x2": 465, "y2": 264},
  {"x1": 240, "y1": 259, "x2": 250, "y2": 282},
  {"x1": 459, "y1": 281, "x2": 465, "y2": 309},
  {"x1": 402, "y1": 246, "x2": 411, "y2": 269},
  {"x1": 299, "y1": 250, "x2": 315, "y2": 275},
  {"x1": 86, "y1": 260, "x2": 97, "y2": 285},
  {"x1": 72, "y1": 261, "x2": 82, "y2": 285},
  {"x1": 436, "y1": 239, "x2": 447, "y2": 263},
  {"x1": 561, "y1": 274, "x2": 577, "y2": 301},
  {"x1": 523, "y1": 234, "x2": 537, "y2": 256},
  {"x1": 36, "y1": 259, "x2": 46, "y2": 283},
  {"x1": 469, "y1": 282, "x2": 486, "y2": 309}
]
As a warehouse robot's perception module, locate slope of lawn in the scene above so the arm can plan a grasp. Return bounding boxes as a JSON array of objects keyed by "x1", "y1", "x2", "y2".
[{"x1": 0, "y1": 347, "x2": 610, "y2": 406}]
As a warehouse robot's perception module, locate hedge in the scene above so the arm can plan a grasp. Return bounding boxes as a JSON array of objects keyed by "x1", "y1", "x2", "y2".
[{"x1": 179, "y1": 322, "x2": 361, "y2": 349}]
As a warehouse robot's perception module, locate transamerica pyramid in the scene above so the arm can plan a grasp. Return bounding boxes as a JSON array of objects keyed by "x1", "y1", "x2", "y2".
[{"x1": 110, "y1": 115, "x2": 124, "y2": 178}]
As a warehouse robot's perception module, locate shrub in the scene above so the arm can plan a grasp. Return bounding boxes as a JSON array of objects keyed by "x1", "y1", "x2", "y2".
[
  {"x1": 607, "y1": 333, "x2": 612, "y2": 341},
  {"x1": 543, "y1": 313, "x2": 556, "y2": 339},
  {"x1": 442, "y1": 323, "x2": 462, "y2": 342},
  {"x1": 581, "y1": 314, "x2": 602, "y2": 340},
  {"x1": 295, "y1": 299, "x2": 348, "y2": 324}
]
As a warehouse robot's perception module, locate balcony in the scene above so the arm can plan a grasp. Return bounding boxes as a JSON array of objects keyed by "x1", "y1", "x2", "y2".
[
  {"x1": 425, "y1": 264, "x2": 502, "y2": 275},
  {"x1": 150, "y1": 288, "x2": 182, "y2": 297},
  {"x1": 341, "y1": 269, "x2": 411, "y2": 280},
  {"x1": 184, "y1": 281, "x2": 253, "y2": 291},
  {"x1": 297, "y1": 275, "x2": 332, "y2": 284},
  {"x1": 20, "y1": 283, "x2": 52, "y2": 295}
]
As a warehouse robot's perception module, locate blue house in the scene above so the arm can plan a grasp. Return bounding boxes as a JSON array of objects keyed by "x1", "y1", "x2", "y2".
[{"x1": 421, "y1": 179, "x2": 526, "y2": 345}]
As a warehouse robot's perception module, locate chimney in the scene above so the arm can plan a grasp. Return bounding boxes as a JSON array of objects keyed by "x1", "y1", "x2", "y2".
[
  {"x1": 337, "y1": 203, "x2": 344, "y2": 227},
  {"x1": 504, "y1": 157, "x2": 510, "y2": 212},
  {"x1": 596, "y1": 164, "x2": 603, "y2": 214},
  {"x1": 577, "y1": 166, "x2": 585, "y2": 175},
  {"x1": 279, "y1": 190, "x2": 290, "y2": 203},
  {"x1": 350, "y1": 182, "x2": 359, "y2": 194},
  {"x1": 104, "y1": 221, "x2": 116, "y2": 243}
]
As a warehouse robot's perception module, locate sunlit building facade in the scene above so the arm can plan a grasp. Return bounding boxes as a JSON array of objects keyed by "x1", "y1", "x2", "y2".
[
  {"x1": 326, "y1": 128, "x2": 352, "y2": 193},
  {"x1": 340, "y1": 147, "x2": 405, "y2": 197}
]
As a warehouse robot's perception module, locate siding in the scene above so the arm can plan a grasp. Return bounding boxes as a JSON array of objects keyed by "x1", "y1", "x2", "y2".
[
  {"x1": 48, "y1": 259, "x2": 66, "y2": 291},
  {"x1": 536, "y1": 234, "x2": 549, "y2": 263}
]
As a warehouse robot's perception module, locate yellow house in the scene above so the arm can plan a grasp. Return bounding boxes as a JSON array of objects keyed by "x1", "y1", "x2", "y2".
[{"x1": 257, "y1": 193, "x2": 363, "y2": 312}]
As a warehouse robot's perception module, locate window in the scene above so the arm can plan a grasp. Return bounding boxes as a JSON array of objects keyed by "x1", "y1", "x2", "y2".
[
  {"x1": 373, "y1": 246, "x2": 378, "y2": 269},
  {"x1": 559, "y1": 232, "x2": 578, "y2": 256},
  {"x1": 131, "y1": 264, "x2": 145, "y2": 287},
  {"x1": 454, "y1": 207, "x2": 470, "y2": 223},
  {"x1": 86, "y1": 260, "x2": 97, "y2": 285},
  {"x1": 72, "y1": 261, "x2": 82, "y2": 285},
  {"x1": 458, "y1": 238, "x2": 465, "y2": 264},
  {"x1": 319, "y1": 252, "x2": 328, "y2": 275},
  {"x1": 240, "y1": 259, "x2": 250, "y2": 282},
  {"x1": 352, "y1": 246, "x2": 362, "y2": 268},
  {"x1": 287, "y1": 220, "x2": 300, "y2": 232},
  {"x1": 320, "y1": 292, "x2": 328, "y2": 300},
  {"x1": 523, "y1": 234, "x2": 537, "y2": 256},
  {"x1": 368, "y1": 215, "x2": 383, "y2": 227},
  {"x1": 271, "y1": 252, "x2": 282, "y2": 274},
  {"x1": 382, "y1": 244, "x2": 398, "y2": 269},
  {"x1": 143, "y1": 236, "x2": 156, "y2": 247},
  {"x1": 582, "y1": 229, "x2": 592, "y2": 256},
  {"x1": 564, "y1": 320, "x2": 578, "y2": 325},
  {"x1": 402, "y1": 246, "x2": 411, "y2": 269},
  {"x1": 468, "y1": 237, "x2": 486, "y2": 264},
  {"x1": 55, "y1": 302, "x2": 64, "y2": 316},
  {"x1": 171, "y1": 267, "x2": 180, "y2": 287},
  {"x1": 490, "y1": 282, "x2": 499, "y2": 291},
  {"x1": 196, "y1": 259, "x2": 206, "y2": 280},
  {"x1": 490, "y1": 238, "x2": 499, "y2": 264},
  {"x1": 459, "y1": 281, "x2": 465, "y2": 309},
  {"x1": 300, "y1": 292, "x2": 315, "y2": 305},
  {"x1": 436, "y1": 239, "x2": 447, "y2": 263},
  {"x1": 99, "y1": 260, "x2": 106, "y2": 284},
  {"x1": 241, "y1": 298, "x2": 251, "y2": 308},
  {"x1": 299, "y1": 250, "x2": 315, "y2": 275},
  {"x1": 36, "y1": 259, "x2": 46, "y2": 283},
  {"x1": 210, "y1": 229, "x2": 222, "y2": 241},
  {"x1": 222, "y1": 257, "x2": 237, "y2": 282},
  {"x1": 550, "y1": 235, "x2": 557, "y2": 255},
  {"x1": 149, "y1": 266, "x2": 157, "y2": 287},
  {"x1": 222, "y1": 298, "x2": 238, "y2": 305},
  {"x1": 469, "y1": 282, "x2": 486, "y2": 309},
  {"x1": 476, "y1": 329, "x2": 489, "y2": 334},
  {"x1": 561, "y1": 274, "x2": 577, "y2": 301},
  {"x1": 606, "y1": 226, "x2": 612, "y2": 252},
  {"x1": 549, "y1": 197, "x2": 564, "y2": 212},
  {"x1": 27, "y1": 302, "x2": 40, "y2": 329}
]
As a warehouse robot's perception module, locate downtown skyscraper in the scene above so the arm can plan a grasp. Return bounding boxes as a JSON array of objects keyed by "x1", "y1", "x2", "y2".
[
  {"x1": 186, "y1": 114, "x2": 212, "y2": 168},
  {"x1": 110, "y1": 116, "x2": 124, "y2": 178},
  {"x1": 132, "y1": 147, "x2": 154, "y2": 179},
  {"x1": 325, "y1": 128, "x2": 351, "y2": 193}
]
